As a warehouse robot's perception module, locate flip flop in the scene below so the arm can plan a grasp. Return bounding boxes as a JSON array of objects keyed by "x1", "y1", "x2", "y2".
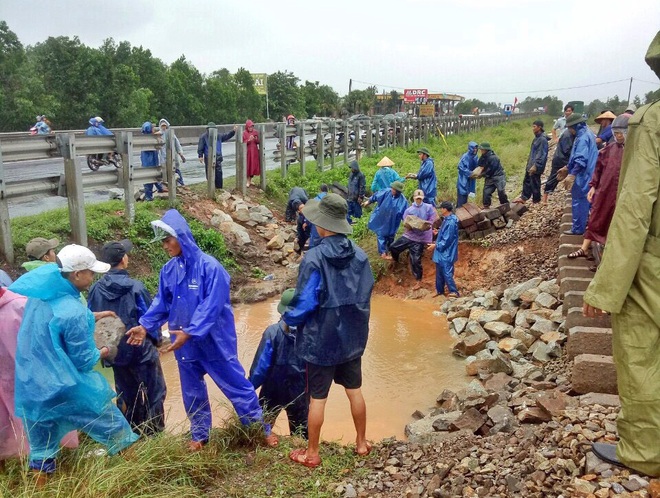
[
  {"x1": 289, "y1": 448, "x2": 321, "y2": 468},
  {"x1": 354, "y1": 442, "x2": 373, "y2": 457}
]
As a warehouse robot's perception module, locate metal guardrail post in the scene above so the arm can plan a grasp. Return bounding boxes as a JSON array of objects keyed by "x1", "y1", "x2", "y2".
[
  {"x1": 0, "y1": 146, "x2": 14, "y2": 263},
  {"x1": 166, "y1": 129, "x2": 177, "y2": 206},
  {"x1": 57, "y1": 134, "x2": 87, "y2": 246},
  {"x1": 235, "y1": 124, "x2": 247, "y2": 196},
  {"x1": 374, "y1": 120, "x2": 380, "y2": 155},
  {"x1": 117, "y1": 131, "x2": 136, "y2": 223},
  {"x1": 258, "y1": 124, "x2": 267, "y2": 190},
  {"x1": 207, "y1": 127, "x2": 218, "y2": 199},
  {"x1": 398, "y1": 119, "x2": 405, "y2": 147},
  {"x1": 342, "y1": 120, "x2": 349, "y2": 165},
  {"x1": 365, "y1": 120, "x2": 373, "y2": 157}
]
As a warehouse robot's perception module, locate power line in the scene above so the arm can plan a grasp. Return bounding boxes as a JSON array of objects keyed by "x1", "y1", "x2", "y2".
[{"x1": 633, "y1": 77, "x2": 660, "y2": 86}]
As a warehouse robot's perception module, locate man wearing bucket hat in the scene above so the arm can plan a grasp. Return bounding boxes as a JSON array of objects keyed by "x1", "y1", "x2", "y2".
[
  {"x1": 562, "y1": 112, "x2": 598, "y2": 235},
  {"x1": 583, "y1": 31, "x2": 660, "y2": 477},
  {"x1": 249, "y1": 288, "x2": 308, "y2": 438},
  {"x1": 371, "y1": 156, "x2": 403, "y2": 193},
  {"x1": 282, "y1": 193, "x2": 374, "y2": 468},
  {"x1": 197, "y1": 122, "x2": 237, "y2": 189},
  {"x1": 476, "y1": 143, "x2": 509, "y2": 208},
  {"x1": 406, "y1": 147, "x2": 437, "y2": 205},
  {"x1": 594, "y1": 110, "x2": 616, "y2": 149},
  {"x1": 363, "y1": 181, "x2": 409, "y2": 258}
]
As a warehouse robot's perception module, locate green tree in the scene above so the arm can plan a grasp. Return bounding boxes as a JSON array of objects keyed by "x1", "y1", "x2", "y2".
[
  {"x1": 644, "y1": 88, "x2": 660, "y2": 104},
  {"x1": 204, "y1": 69, "x2": 239, "y2": 124},
  {"x1": 344, "y1": 86, "x2": 377, "y2": 114},
  {"x1": 301, "y1": 80, "x2": 339, "y2": 117},
  {"x1": 234, "y1": 67, "x2": 262, "y2": 122},
  {"x1": 267, "y1": 70, "x2": 305, "y2": 120},
  {"x1": 162, "y1": 56, "x2": 204, "y2": 125}
]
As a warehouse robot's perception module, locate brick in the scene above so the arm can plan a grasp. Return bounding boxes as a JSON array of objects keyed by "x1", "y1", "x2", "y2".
[
  {"x1": 567, "y1": 326, "x2": 613, "y2": 359},
  {"x1": 559, "y1": 277, "x2": 593, "y2": 297},
  {"x1": 469, "y1": 230, "x2": 484, "y2": 239},
  {"x1": 498, "y1": 203, "x2": 511, "y2": 215},
  {"x1": 559, "y1": 265, "x2": 597, "y2": 282},
  {"x1": 572, "y1": 354, "x2": 618, "y2": 395},
  {"x1": 512, "y1": 203, "x2": 528, "y2": 215},
  {"x1": 464, "y1": 223, "x2": 478, "y2": 234},
  {"x1": 504, "y1": 210, "x2": 520, "y2": 221},
  {"x1": 565, "y1": 307, "x2": 612, "y2": 330},
  {"x1": 492, "y1": 217, "x2": 507, "y2": 229},
  {"x1": 559, "y1": 233, "x2": 586, "y2": 246},
  {"x1": 483, "y1": 208, "x2": 501, "y2": 220},
  {"x1": 563, "y1": 291, "x2": 585, "y2": 315},
  {"x1": 558, "y1": 255, "x2": 594, "y2": 271},
  {"x1": 483, "y1": 227, "x2": 497, "y2": 236},
  {"x1": 463, "y1": 203, "x2": 482, "y2": 217},
  {"x1": 476, "y1": 219, "x2": 492, "y2": 230}
]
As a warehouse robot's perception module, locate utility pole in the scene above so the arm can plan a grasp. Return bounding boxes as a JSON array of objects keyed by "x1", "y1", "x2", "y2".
[
  {"x1": 627, "y1": 77, "x2": 633, "y2": 105},
  {"x1": 349, "y1": 78, "x2": 352, "y2": 94}
]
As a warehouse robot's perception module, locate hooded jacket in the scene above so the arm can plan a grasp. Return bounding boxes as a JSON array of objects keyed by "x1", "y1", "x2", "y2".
[
  {"x1": 478, "y1": 150, "x2": 505, "y2": 180},
  {"x1": 347, "y1": 161, "x2": 366, "y2": 201},
  {"x1": 139, "y1": 210, "x2": 238, "y2": 362},
  {"x1": 158, "y1": 120, "x2": 184, "y2": 165},
  {"x1": 283, "y1": 235, "x2": 374, "y2": 366},
  {"x1": 567, "y1": 122, "x2": 598, "y2": 198},
  {"x1": 457, "y1": 142, "x2": 478, "y2": 195},
  {"x1": 371, "y1": 166, "x2": 403, "y2": 193},
  {"x1": 85, "y1": 118, "x2": 113, "y2": 136},
  {"x1": 9, "y1": 264, "x2": 116, "y2": 421},
  {"x1": 367, "y1": 188, "x2": 409, "y2": 238},
  {"x1": 416, "y1": 157, "x2": 437, "y2": 201},
  {"x1": 433, "y1": 214, "x2": 459, "y2": 265},
  {"x1": 527, "y1": 130, "x2": 549, "y2": 174},
  {"x1": 88, "y1": 269, "x2": 159, "y2": 367}
]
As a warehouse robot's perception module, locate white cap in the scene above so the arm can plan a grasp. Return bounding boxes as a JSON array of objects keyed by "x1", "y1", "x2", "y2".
[{"x1": 57, "y1": 244, "x2": 110, "y2": 273}]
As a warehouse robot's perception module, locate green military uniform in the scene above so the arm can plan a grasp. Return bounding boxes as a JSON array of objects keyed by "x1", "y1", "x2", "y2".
[{"x1": 583, "y1": 31, "x2": 660, "y2": 477}]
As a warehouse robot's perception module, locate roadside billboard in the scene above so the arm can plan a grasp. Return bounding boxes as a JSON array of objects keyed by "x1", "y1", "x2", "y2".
[
  {"x1": 403, "y1": 89, "x2": 428, "y2": 104},
  {"x1": 419, "y1": 104, "x2": 435, "y2": 116},
  {"x1": 251, "y1": 73, "x2": 268, "y2": 95}
]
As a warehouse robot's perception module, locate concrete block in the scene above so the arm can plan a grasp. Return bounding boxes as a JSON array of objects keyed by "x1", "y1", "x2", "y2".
[
  {"x1": 459, "y1": 217, "x2": 476, "y2": 229},
  {"x1": 567, "y1": 326, "x2": 613, "y2": 359},
  {"x1": 464, "y1": 223, "x2": 478, "y2": 234},
  {"x1": 498, "y1": 203, "x2": 511, "y2": 215},
  {"x1": 559, "y1": 277, "x2": 593, "y2": 297},
  {"x1": 561, "y1": 213, "x2": 572, "y2": 224},
  {"x1": 504, "y1": 210, "x2": 520, "y2": 222},
  {"x1": 566, "y1": 307, "x2": 612, "y2": 330},
  {"x1": 469, "y1": 230, "x2": 484, "y2": 239},
  {"x1": 563, "y1": 291, "x2": 585, "y2": 315},
  {"x1": 512, "y1": 203, "x2": 528, "y2": 215},
  {"x1": 572, "y1": 354, "x2": 618, "y2": 395},
  {"x1": 559, "y1": 233, "x2": 585, "y2": 246},
  {"x1": 476, "y1": 219, "x2": 492, "y2": 230},
  {"x1": 558, "y1": 255, "x2": 593, "y2": 271},
  {"x1": 483, "y1": 227, "x2": 497, "y2": 236},
  {"x1": 560, "y1": 222, "x2": 573, "y2": 232},
  {"x1": 559, "y1": 265, "x2": 597, "y2": 282},
  {"x1": 558, "y1": 244, "x2": 583, "y2": 258},
  {"x1": 484, "y1": 208, "x2": 501, "y2": 220},
  {"x1": 492, "y1": 217, "x2": 507, "y2": 229}
]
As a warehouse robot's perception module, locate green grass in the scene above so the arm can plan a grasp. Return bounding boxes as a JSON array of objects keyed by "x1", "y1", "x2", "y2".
[{"x1": 9, "y1": 200, "x2": 238, "y2": 295}]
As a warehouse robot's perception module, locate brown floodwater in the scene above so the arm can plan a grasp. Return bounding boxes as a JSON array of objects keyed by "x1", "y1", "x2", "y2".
[{"x1": 159, "y1": 295, "x2": 468, "y2": 442}]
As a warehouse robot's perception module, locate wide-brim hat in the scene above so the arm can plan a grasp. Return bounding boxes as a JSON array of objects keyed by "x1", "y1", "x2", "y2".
[
  {"x1": 302, "y1": 193, "x2": 353, "y2": 234},
  {"x1": 206, "y1": 121, "x2": 216, "y2": 128},
  {"x1": 390, "y1": 181, "x2": 405, "y2": 192},
  {"x1": 277, "y1": 288, "x2": 296, "y2": 314},
  {"x1": 478, "y1": 142, "x2": 492, "y2": 151},
  {"x1": 417, "y1": 147, "x2": 431, "y2": 156},
  {"x1": 594, "y1": 111, "x2": 616, "y2": 123},
  {"x1": 565, "y1": 113, "x2": 586, "y2": 127},
  {"x1": 377, "y1": 156, "x2": 394, "y2": 167}
]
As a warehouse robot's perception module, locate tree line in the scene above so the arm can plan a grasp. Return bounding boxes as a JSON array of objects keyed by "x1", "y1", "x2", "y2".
[{"x1": 1, "y1": 21, "x2": 658, "y2": 133}]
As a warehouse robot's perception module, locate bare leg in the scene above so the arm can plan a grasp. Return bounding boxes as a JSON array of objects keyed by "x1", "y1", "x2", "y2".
[
  {"x1": 305, "y1": 397, "x2": 327, "y2": 459},
  {"x1": 581, "y1": 238, "x2": 592, "y2": 253},
  {"x1": 345, "y1": 388, "x2": 369, "y2": 454}
]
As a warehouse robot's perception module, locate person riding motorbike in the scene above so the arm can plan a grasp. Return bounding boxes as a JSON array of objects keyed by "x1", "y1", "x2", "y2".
[
  {"x1": 85, "y1": 117, "x2": 115, "y2": 165},
  {"x1": 30, "y1": 115, "x2": 51, "y2": 135}
]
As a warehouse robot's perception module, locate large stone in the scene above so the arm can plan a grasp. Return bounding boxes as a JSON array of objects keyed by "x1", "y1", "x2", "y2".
[
  {"x1": 233, "y1": 206, "x2": 251, "y2": 222},
  {"x1": 451, "y1": 317, "x2": 469, "y2": 335},
  {"x1": 498, "y1": 337, "x2": 525, "y2": 353},
  {"x1": 94, "y1": 316, "x2": 126, "y2": 363},
  {"x1": 538, "y1": 279, "x2": 560, "y2": 296},
  {"x1": 465, "y1": 350, "x2": 512, "y2": 376},
  {"x1": 511, "y1": 360, "x2": 544, "y2": 381},
  {"x1": 567, "y1": 326, "x2": 613, "y2": 359},
  {"x1": 453, "y1": 329, "x2": 490, "y2": 357},
  {"x1": 530, "y1": 318, "x2": 555, "y2": 337},
  {"x1": 504, "y1": 277, "x2": 543, "y2": 301},
  {"x1": 536, "y1": 390, "x2": 577, "y2": 417},
  {"x1": 266, "y1": 234, "x2": 285, "y2": 250},
  {"x1": 531, "y1": 342, "x2": 552, "y2": 363},
  {"x1": 473, "y1": 310, "x2": 513, "y2": 325},
  {"x1": 578, "y1": 393, "x2": 620, "y2": 407},
  {"x1": 483, "y1": 372, "x2": 515, "y2": 391},
  {"x1": 511, "y1": 327, "x2": 536, "y2": 348},
  {"x1": 249, "y1": 211, "x2": 268, "y2": 224},
  {"x1": 483, "y1": 321, "x2": 513, "y2": 338},
  {"x1": 448, "y1": 408, "x2": 487, "y2": 433},
  {"x1": 572, "y1": 354, "x2": 618, "y2": 395},
  {"x1": 535, "y1": 292, "x2": 559, "y2": 310},
  {"x1": 487, "y1": 405, "x2": 517, "y2": 433},
  {"x1": 447, "y1": 309, "x2": 470, "y2": 321},
  {"x1": 520, "y1": 287, "x2": 540, "y2": 304},
  {"x1": 404, "y1": 214, "x2": 432, "y2": 231},
  {"x1": 249, "y1": 205, "x2": 274, "y2": 218},
  {"x1": 540, "y1": 331, "x2": 567, "y2": 344},
  {"x1": 210, "y1": 210, "x2": 232, "y2": 226},
  {"x1": 573, "y1": 478, "x2": 597, "y2": 496},
  {"x1": 229, "y1": 222, "x2": 251, "y2": 245},
  {"x1": 517, "y1": 406, "x2": 551, "y2": 423}
]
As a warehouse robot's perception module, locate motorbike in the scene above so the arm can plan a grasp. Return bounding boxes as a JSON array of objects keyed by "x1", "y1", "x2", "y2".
[{"x1": 86, "y1": 153, "x2": 121, "y2": 171}]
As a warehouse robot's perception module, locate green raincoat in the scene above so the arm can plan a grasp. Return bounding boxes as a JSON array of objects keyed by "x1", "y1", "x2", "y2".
[{"x1": 583, "y1": 31, "x2": 660, "y2": 477}]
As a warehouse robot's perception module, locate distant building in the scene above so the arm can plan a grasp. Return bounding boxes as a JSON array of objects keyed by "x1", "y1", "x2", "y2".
[{"x1": 374, "y1": 93, "x2": 465, "y2": 116}]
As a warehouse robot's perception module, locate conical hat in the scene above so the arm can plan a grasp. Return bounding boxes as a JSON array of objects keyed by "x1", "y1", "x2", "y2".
[
  {"x1": 594, "y1": 111, "x2": 616, "y2": 123},
  {"x1": 377, "y1": 156, "x2": 394, "y2": 167}
]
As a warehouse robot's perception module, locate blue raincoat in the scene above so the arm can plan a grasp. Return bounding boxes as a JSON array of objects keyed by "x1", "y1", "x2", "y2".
[
  {"x1": 416, "y1": 157, "x2": 437, "y2": 204},
  {"x1": 367, "y1": 189, "x2": 409, "y2": 238},
  {"x1": 85, "y1": 118, "x2": 113, "y2": 136},
  {"x1": 457, "y1": 142, "x2": 479, "y2": 196},
  {"x1": 567, "y1": 122, "x2": 598, "y2": 233},
  {"x1": 371, "y1": 167, "x2": 402, "y2": 193},
  {"x1": 283, "y1": 235, "x2": 374, "y2": 366},
  {"x1": 9, "y1": 264, "x2": 137, "y2": 467},
  {"x1": 432, "y1": 214, "x2": 460, "y2": 295},
  {"x1": 138, "y1": 209, "x2": 266, "y2": 442}
]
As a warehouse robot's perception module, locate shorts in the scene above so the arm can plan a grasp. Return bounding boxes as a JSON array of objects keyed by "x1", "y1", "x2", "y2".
[{"x1": 307, "y1": 357, "x2": 362, "y2": 399}]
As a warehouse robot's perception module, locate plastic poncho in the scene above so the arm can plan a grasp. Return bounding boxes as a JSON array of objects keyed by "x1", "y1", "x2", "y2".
[
  {"x1": 371, "y1": 167, "x2": 403, "y2": 193},
  {"x1": 367, "y1": 189, "x2": 409, "y2": 238},
  {"x1": 34, "y1": 121, "x2": 51, "y2": 135},
  {"x1": 432, "y1": 214, "x2": 459, "y2": 265},
  {"x1": 457, "y1": 142, "x2": 478, "y2": 196},
  {"x1": 21, "y1": 260, "x2": 47, "y2": 272},
  {"x1": 139, "y1": 210, "x2": 238, "y2": 362},
  {"x1": 583, "y1": 96, "x2": 660, "y2": 477},
  {"x1": 9, "y1": 264, "x2": 116, "y2": 422},
  {"x1": 85, "y1": 118, "x2": 113, "y2": 136},
  {"x1": 567, "y1": 122, "x2": 598, "y2": 198},
  {"x1": 416, "y1": 157, "x2": 437, "y2": 202},
  {"x1": 283, "y1": 235, "x2": 374, "y2": 366}
]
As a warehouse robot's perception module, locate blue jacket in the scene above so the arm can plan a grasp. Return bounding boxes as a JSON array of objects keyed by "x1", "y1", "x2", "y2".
[
  {"x1": 567, "y1": 123, "x2": 598, "y2": 198},
  {"x1": 527, "y1": 130, "x2": 549, "y2": 174},
  {"x1": 309, "y1": 192, "x2": 327, "y2": 249},
  {"x1": 348, "y1": 162, "x2": 366, "y2": 201},
  {"x1": 34, "y1": 121, "x2": 51, "y2": 135},
  {"x1": 9, "y1": 264, "x2": 116, "y2": 421},
  {"x1": 197, "y1": 129, "x2": 236, "y2": 158},
  {"x1": 457, "y1": 142, "x2": 478, "y2": 195},
  {"x1": 87, "y1": 269, "x2": 159, "y2": 367},
  {"x1": 416, "y1": 157, "x2": 437, "y2": 202},
  {"x1": 139, "y1": 209, "x2": 238, "y2": 362},
  {"x1": 86, "y1": 123, "x2": 113, "y2": 136},
  {"x1": 248, "y1": 321, "x2": 305, "y2": 402},
  {"x1": 371, "y1": 167, "x2": 402, "y2": 193},
  {"x1": 283, "y1": 235, "x2": 374, "y2": 366},
  {"x1": 597, "y1": 125, "x2": 613, "y2": 144},
  {"x1": 367, "y1": 189, "x2": 409, "y2": 237},
  {"x1": 433, "y1": 214, "x2": 459, "y2": 265}
]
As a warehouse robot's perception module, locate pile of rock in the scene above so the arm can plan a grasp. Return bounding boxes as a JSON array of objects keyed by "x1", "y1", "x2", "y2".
[{"x1": 456, "y1": 202, "x2": 528, "y2": 240}]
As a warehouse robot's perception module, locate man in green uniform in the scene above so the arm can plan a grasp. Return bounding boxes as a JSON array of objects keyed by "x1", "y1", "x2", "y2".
[{"x1": 583, "y1": 31, "x2": 660, "y2": 478}]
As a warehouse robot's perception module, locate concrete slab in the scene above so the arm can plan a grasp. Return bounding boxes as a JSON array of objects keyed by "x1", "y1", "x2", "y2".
[
  {"x1": 567, "y1": 326, "x2": 613, "y2": 359},
  {"x1": 572, "y1": 354, "x2": 617, "y2": 395}
]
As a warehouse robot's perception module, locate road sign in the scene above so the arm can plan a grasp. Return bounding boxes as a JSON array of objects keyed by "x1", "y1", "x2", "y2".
[
  {"x1": 419, "y1": 104, "x2": 435, "y2": 117},
  {"x1": 251, "y1": 73, "x2": 268, "y2": 95}
]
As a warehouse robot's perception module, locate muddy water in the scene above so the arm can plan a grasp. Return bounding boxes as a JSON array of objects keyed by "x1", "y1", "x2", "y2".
[{"x1": 160, "y1": 295, "x2": 468, "y2": 442}]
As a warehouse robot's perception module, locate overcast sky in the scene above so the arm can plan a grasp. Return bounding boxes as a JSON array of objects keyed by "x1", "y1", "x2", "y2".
[{"x1": 2, "y1": 0, "x2": 659, "y2": 107}]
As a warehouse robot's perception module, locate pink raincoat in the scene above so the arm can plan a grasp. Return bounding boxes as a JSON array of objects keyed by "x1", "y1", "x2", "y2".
[{"x1": 243, "y1": 120, "x2": 261, "y2": 178}]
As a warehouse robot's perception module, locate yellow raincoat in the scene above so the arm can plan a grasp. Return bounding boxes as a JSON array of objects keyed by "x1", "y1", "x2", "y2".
[{"x1": 583, "y1": 31, "x2": 660, "y2": 477}]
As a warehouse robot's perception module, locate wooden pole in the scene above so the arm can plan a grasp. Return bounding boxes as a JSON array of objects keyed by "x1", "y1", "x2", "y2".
[
  {"x1": 58, "y1": 134, "x2": 87, "y2": 246},
  {"x1": 117, "y1": 131, "x2": 136, "y2": 223},
  {"x1": 207, "y1": 127, "x2": 218, "y2": 199},
  {"x1": 258, "y1": 124, "x2": 267, "y2": 190},
  {"x1": 0, "y1": 145, "x2": 14, "y2": 263}
]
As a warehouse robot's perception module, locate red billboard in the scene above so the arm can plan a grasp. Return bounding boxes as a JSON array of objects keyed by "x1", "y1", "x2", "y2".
[{"x1": 403, "y1": 89, "x2": 428, "y2": 103}]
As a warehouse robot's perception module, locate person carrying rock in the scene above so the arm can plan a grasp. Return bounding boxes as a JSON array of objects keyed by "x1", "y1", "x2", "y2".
[
  {"x1": 282, "y1": 193, "x2": 374, "y2": 468},
  {"x1": 363, "y1": 181, "x2": 409, "y2": 259},
  {"x1": 88, "y1": 239, "x2": 167, "y2": 436},
  {"x1": 475, "y1": 142, "x2": 508, "y2": 208},
  {"x1": 583, "y1": 31, "x2": 660, "y2": 478},
  {"x1": 389, "y1": 189, "x2": 438, "y2": 286},
  {"x1": 347, "y1": 160, "x2": 366, "y2": 223},
  {"x1": 249, "y1": 288, "x2": 308, "y2": 438},
  {"x1": 456, "y1": 141, "x2": 479, "y2": 207},
  {"x1": 285, "y1": 186, "x2": 309, "y2": 222},
  {"x1": 9, "y1": 245, "x2": 138, "y2": 483},
  {"x1": 514, "y1": 119, "x2": 548, "y2": 205},
  {"x1": 432, "y1": 201, "x2": 459, "y2": 298},
  {"x1": 406, "y1": 147, "x2": 437, "y2": 206},
  {"x1": 126, "y1": 209, "x2": 277, "y2": 451},
  {"x1": 371, "y1": 156, "x2": 402, "y2": 193}
]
